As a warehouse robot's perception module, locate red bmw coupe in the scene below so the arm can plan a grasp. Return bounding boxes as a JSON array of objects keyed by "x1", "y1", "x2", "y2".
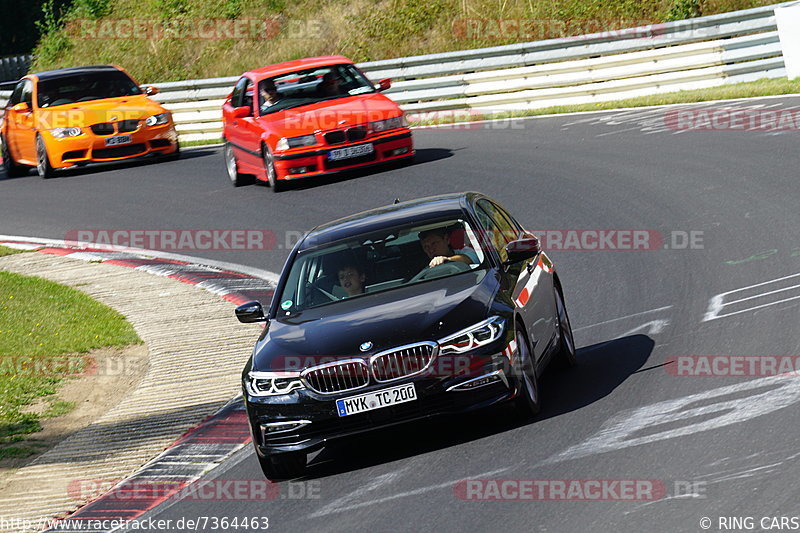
[{"x1": 222, "y1": 56, "x2": 414, "y2": 192}]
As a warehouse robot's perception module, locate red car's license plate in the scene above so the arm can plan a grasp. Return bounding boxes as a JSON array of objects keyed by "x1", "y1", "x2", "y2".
[{"x1": 328, "y1": 143, "x2": 374, "y2": 161}]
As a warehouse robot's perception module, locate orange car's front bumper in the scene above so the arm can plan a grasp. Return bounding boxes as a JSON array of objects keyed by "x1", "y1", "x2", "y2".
[{"x1": 42, "y1": 123, "x2": 179, "y2": 169}]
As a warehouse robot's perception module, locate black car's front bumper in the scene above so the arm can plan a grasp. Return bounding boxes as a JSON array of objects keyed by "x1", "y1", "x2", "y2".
[{"x1": 244, "y1": 353, "x2": 518, "y2": 457}]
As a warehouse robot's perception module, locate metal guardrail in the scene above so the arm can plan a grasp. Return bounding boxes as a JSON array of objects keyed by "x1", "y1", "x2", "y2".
[{"x1": 0, "y1": 4, "x2": 792, "y2": 142}]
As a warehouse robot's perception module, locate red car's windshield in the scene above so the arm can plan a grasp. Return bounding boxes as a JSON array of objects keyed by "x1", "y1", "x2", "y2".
[{"x1": 258, "y1": 64, "x2": 375, "y2": 115}]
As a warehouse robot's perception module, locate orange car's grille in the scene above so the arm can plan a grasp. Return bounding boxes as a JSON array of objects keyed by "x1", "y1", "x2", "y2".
[
  {"x1": 93, "y1": 143, "x2": 147, "y2": 159},
  {"x1": 117, "y1": 119, "x2": 140, "y2": 133},
  {"x1": 91, "y1": 123, "x2": 115, "y2": 135}
]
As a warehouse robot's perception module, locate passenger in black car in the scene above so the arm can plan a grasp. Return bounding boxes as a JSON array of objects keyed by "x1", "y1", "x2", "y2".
[{"x1": 337, "y1": 262, "x2": 366, "y2": 297}]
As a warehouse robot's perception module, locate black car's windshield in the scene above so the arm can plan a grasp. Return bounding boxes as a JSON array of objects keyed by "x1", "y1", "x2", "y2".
[
  {"x1": 277, "y1": 218, "x2": 486, "y2": 314},
  {"x1": 258, "y1": 64, "x2": 375, "y2": 116},
  {"x1": 37, "y1": 71, "x2": 142, "y2": 108}
]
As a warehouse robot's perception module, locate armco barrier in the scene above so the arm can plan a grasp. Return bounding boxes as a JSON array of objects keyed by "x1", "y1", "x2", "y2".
[{"x1": 0, "y1": 3, "x2": 793, "y2": 142}]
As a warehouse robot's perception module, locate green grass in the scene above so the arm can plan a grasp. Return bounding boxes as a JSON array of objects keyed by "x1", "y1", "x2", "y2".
[
  {"x1": 0, "y1": 270, "x2": 141, "y2": 459},
  {"x1": 0, "y1": 246, "x2": 27, "y2": 258},
  {"x1": 31, "y1": 0, "x2": 779, "y2": 83}
]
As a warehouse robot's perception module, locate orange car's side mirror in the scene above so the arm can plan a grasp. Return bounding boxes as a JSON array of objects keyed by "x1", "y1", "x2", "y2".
[
  {"x1": 11, "y1": 102, "x2": 30, "y2": 113},
  {"x1": 142, "y1": 85, "x2": 159, "y2": 96}
]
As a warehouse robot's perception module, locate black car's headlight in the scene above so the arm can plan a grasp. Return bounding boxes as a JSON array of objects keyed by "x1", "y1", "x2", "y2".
[
  {"x1": 276, "y1": 134, "x2": 317, "y2": 150},
  {"x1": 370, "y1": 115, "x2": 407, "y2": 133},
  {"x1": 438, "y1": 316, "x2": 505, "y2": 355},
  {"x1": 145, "y1": 112, "x2": 170, "y2": 126},
  {"x1": 244, "y1": 371, "x2": 305, "y2": 397}
]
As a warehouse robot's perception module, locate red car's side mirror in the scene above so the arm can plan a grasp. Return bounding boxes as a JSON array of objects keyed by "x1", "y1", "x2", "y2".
[
  {"x1": 232, "y1": 106, "x2": 251, "y2": 119},
  {"x1": 377, "y1": 78, "x2": 391, "y2": 91}
]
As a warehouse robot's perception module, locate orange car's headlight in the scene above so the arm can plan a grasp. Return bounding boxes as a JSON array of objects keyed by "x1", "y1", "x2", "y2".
[
  {"x1": 50, "y1": 127, "x2": 84, "y2": 138},
  {"x1": 145, "y1": 113, "x2": 170, "y2": 127}
]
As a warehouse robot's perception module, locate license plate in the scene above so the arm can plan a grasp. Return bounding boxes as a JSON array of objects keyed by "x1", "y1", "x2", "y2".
[
  {"x1": 105, "y1": 135, "x2": 132, "y2": 146},
  {"x1": 336, "y1": 383, "x2": 416, "y2": 417},
  {"x1": 328, "y1": 143, "x2": 374, "y2": 161}
]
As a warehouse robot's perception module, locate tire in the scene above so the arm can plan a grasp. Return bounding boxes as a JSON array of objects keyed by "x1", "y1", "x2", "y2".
[
  {"x1": 554, "y1": 284, "x2": 577, "y2": 369},
  {"x1": 224, "y1": 141, "x2": 253, "y2": 186},
  {"x1": 1, "y1": 135, "x2": 27, "y2": 177},
  {"x1": 262, "y1": 144, "x2": 282, "y2": 192},
  {"x1": 257, "y1": 450, "x2": 306, "y2": 480},
  {"x1": 36, "y1": 135, "x2": 55, "y2": 179},
  {"x1": 513, "y1": 328, "x2": 540, "y2": 418}
]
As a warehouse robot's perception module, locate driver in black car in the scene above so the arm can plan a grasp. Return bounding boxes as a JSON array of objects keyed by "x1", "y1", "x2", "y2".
[{"x1": 418, "y1": 228, "x2": 478, "y2": 268}]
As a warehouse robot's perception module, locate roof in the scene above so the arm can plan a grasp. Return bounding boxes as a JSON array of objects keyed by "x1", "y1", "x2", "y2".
[
  {"x1": 30, "y1": 65, "x2": 125, "y2": 82},
  {"x1": 299, "y1": 192, "x2": 480, "y2": 250},
  {"x1": 245, "y1": 56, "x2": 354, "y2": 81}
]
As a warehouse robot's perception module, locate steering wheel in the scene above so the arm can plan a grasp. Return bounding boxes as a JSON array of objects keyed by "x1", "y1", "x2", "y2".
[
  {"x1": 307, "y1": 283, "x2": 338, "y2": 303},
  {"x1": 409, "y1": 260, "x2": 470, "y2": 283}
]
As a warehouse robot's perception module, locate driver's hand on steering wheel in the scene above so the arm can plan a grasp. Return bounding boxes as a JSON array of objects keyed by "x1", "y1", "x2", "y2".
[{"x1": 428, "y1": 256, "x2": 451, "y2": 267}]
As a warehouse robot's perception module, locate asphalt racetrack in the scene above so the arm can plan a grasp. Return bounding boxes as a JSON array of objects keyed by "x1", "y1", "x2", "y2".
[{"x1": 3, "y1": 96, "x2": 800, "y2": 532}]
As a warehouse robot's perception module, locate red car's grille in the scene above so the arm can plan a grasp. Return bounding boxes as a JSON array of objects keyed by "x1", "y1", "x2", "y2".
[{"x1": 324, "y1": 125, "x2": 368, "y2": 145}]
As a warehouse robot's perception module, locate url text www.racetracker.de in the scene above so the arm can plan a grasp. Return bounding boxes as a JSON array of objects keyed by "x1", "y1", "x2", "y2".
[{"x1": 1, "y1": 516, "x2": 271, "y2": 531}]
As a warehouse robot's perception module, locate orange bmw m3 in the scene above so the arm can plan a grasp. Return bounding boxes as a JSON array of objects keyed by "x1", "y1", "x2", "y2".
[{"x1": 1, "y1": 65, "x2": 179, "y2": 178}]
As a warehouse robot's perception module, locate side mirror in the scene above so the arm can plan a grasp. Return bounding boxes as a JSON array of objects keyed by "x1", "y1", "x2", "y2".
[
  {"x1": 376, "y1": 78, "x2": 391, "y2": 91},
  {"x1": 503, "y1": 235, "x2": 541, "y2": 265},
  {"x1": 142, "y1": 85, "x2": 159, "y2": 96},
  {"x1": 11, "y1": 102, "x2": 30, "y2": 113},
  {"x1": 236, "y1": 301, "x2": 266, "y2": 323},
  {"x1": 232, "y1": 106, "x2": 251, "y2": 119}
]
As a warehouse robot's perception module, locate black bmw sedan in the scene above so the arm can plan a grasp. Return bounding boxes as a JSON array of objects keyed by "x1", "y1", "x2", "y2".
[{"x1": 236, "y1": 192, "x2": 576, "y2": 479}]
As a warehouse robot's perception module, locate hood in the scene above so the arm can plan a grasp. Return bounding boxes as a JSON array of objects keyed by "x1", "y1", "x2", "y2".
[
  {"x1": 252, "y1": 270, "x2": 498, "y2": 372},
  {"x1": 257, "y1": 92, "x2": 402, "y2": 137},
  {"x1": 36, "y1": 95, "x2": 166, "y2": 129}
]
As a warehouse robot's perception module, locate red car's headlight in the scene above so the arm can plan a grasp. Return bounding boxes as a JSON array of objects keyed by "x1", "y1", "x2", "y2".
[{"x1": 276, "y1": 134, "x2": 317, "y2": 151}]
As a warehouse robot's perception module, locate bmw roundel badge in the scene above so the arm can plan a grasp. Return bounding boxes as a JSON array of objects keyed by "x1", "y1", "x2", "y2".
[{"x1": 359, "y1": 341, "x2": 373, "y2": 352}]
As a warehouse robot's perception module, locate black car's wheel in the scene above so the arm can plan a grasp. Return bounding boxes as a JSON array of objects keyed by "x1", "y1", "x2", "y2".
[
  {"x1": 513, "y1": 328, "x2": 540, "y2": 417},
  {"x1": 36, "y1": 135, "x2": 55, "y2": 179},
  {"x1": 263, "y1": 144, "x2": 282, "y2": 192},
  {"x1": 224, "y1": 141, "x2": 253, "y2": 187},
  {"x1": 554, "y1": 285, "x2": 577, "y2": 368},
  {"x1": 257, "y1": 451, "x2": 306, "y2": 480},
  {"x1": 1, "y1": 135, "x2": 28, "y2": 177}
]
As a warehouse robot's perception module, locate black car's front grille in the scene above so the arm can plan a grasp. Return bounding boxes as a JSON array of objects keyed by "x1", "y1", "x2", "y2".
[
  {"x1": 92, "y1": 143, "x2": 146, "y2": 159},
  {"x1": 90, "y1": 122, "x2": 115, "y2": 135},
  {"x1": 302, "y1": 360, "x2": 370, "y2": 394},
  {"x1": 117, "y1": 119, "x2": 140, "y2": 133},
  {"x1": 371, "y1": 342, "x2": 437, "y2": 382}
]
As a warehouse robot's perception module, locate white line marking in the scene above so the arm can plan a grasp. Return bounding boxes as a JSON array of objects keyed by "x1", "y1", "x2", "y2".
[
  {"x1": 544, "y1": 374, "x2": 800, "y2": 465},
  {"x1": 308, "y1": 467, "x2": 509, "y2": 518},
  {"x1": 573, "y1": 306, "x2": 672, "y2": 332},
  {"x1": 704, "y1": 272, "x2": 800, "y2": 321}
]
